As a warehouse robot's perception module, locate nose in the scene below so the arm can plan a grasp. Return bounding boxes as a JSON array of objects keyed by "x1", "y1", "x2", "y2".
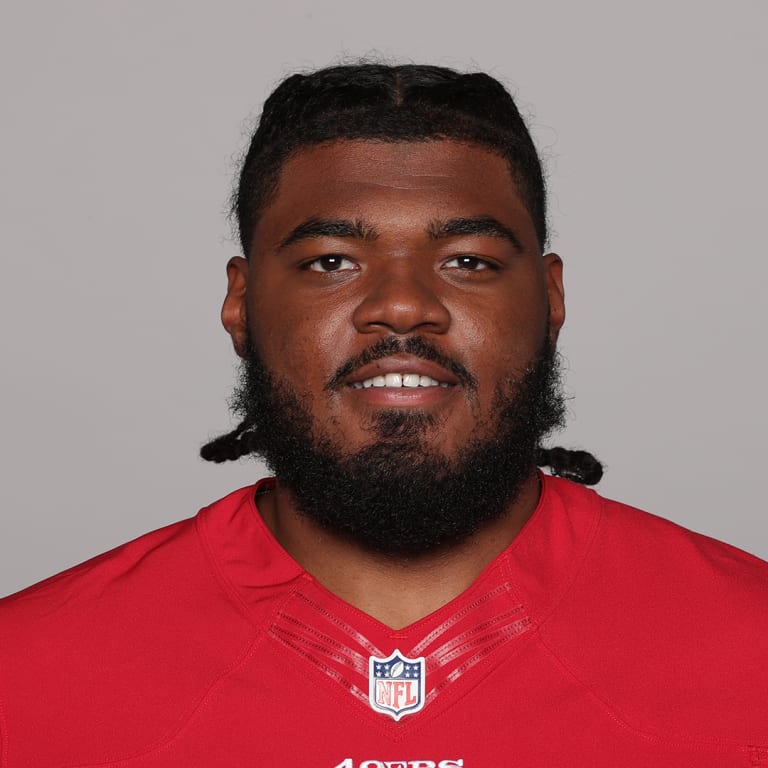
[{"x1": 351, "y1": 262, "x2": 451, "y2": 336}]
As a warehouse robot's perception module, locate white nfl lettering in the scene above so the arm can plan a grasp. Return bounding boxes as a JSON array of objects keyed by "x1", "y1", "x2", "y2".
[{"x1": 368, "y1": 649, "x2": 426, "y2": 721}]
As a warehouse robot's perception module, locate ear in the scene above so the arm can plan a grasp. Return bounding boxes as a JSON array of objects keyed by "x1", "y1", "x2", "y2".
[
  {"x1": 222, "y1": 256, "x2": 250, "y2": 358},
  {"x1": 543, "y1": 252, "x2": 565, "y2": 343}
]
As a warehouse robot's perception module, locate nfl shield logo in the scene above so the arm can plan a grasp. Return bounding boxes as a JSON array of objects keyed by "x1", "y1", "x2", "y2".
[{"x1": 368, "y1": 649, "x2": 426, "y2": 721}]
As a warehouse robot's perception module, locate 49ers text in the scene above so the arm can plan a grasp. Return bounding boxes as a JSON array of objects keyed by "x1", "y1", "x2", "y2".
[{"x1": 333, "y1": 760, "x2": 463, "y2": 767}]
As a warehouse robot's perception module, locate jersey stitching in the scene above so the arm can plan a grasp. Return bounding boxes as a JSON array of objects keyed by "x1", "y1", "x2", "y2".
[
  {"x1": 537, "y1": 627, "x2": 767, "y2": 754},
  {"x1": 271, "y1": 638, "x2": 396, "y2": 737},
  {"x1": 386, "y1": 622, "x2": 545, "y2": 740},
  {"x1": 427, "y1": 606, "x2": 527, "y2": 661},
  {"x1": 195, "y1": 508, "x2": 255, "y2": 620},
  {"x1": 529, "y1": 492, "x2": 768, "y2": 753},
  {"x1": 195, "y1": 492, "x2": 311, "y2": 635},
  {"x1": 267, "y1": 622, "x2": 543, "y2": 745},
  {"x1": 266, "y1": 581, "x2": 539, "y2": 743},
  {"x1": 53, "y1": 510, "x2": 269, "y2": 767},
  {"x1": 500, "y1": 482, "x2": 603, "y2": 632},
  {"x1": 290, "y1": 586, "x2": 386, "y2": 656},
  {"x1": 424, "y1": 618, "x2": 532, "y2": 704},
  {"x1": 409, "y1": 584, "x2": 514, "y2": 655},
  {"x1": 194, "y1": 507, "x2": 263, "y2": 626},
  {"x1": 271, "y1": 628, "x2": 370, "y2": 705},
  {"x1": 271, "y1": 608, "x2": 375, "y2": 666},
  {"x1": 62, "y1": 633, "x2": 271, "y2": 768},
  {"x1": 269, "y1": 617, "x2": 371, "y2": 677}
]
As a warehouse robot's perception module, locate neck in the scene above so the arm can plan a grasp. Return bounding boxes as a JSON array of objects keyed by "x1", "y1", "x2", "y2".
[{"x1": 256, "y1": 472, "x2": 541, "y2": 630}]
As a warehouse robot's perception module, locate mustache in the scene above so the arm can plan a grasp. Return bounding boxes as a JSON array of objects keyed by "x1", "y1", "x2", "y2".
[{"x1": 326, "y1": 336, "x2": 477, "y2": 391}]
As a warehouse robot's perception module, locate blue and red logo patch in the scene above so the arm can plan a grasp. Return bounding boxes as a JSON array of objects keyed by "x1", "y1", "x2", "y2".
[{"x1": 368, "y1": 650, "x2": 426, "y2": 721}]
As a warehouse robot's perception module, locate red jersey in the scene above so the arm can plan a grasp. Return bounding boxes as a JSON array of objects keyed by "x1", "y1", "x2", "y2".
[{"x1": 1, "y1": 476, "x2": 767, "y2": 767}]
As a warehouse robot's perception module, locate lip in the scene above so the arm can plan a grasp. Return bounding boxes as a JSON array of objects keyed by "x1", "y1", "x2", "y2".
[
  {"x1": 347, "y1": 385, "x2": 454, "y2": 407},
  {"x1": 344, "y1": 355, "x2": 460, "y2": 387}
]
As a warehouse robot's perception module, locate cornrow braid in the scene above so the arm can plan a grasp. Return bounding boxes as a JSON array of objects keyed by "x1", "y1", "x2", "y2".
[
  {"x1": 200, "y1": 420, "x2": 258, "y2": 464},
  {"x1": 536, "y1": 446, "x2": 603, "y2": 485},
  {"x1": 234, "y1": 63, "x2": 549, "y2": 255}
]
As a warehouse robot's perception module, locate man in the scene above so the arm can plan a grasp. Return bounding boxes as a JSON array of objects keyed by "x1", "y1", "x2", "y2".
[{"x1": 1, "y1": 64, "x2": 766, "y2": 767}]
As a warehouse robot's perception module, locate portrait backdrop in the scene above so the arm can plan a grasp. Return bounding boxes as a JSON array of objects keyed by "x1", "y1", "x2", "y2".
[{"x1": 1, "y1": 0, "x2": 765, "y2": 596}]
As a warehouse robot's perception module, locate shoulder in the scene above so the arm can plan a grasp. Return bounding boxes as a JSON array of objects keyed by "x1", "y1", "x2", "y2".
[
  {"x1": 540, "y1": 477, "x2": 768, "y2": 747},
  {"x1": 544, "y1": 476, "x2": 768, "y2": 602},
  {"x1": 579, "y1": 481, "x2": 768, "y2": 613},
  {"x1": 0, "y1": 498, "x2": 236, "y2": 640},
  {"x1": 0, "y1": 487, "x2": 260, "y2": 766}
]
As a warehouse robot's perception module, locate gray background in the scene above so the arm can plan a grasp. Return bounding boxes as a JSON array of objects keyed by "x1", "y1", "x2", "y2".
[{"x1": 1, "y1": 1, "x2": 766, "y2": 598}]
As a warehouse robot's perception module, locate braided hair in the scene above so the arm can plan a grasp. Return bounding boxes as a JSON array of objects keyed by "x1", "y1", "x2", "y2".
[{"x1": 202, "y1": 63, "x2": 603, "y2": 486}]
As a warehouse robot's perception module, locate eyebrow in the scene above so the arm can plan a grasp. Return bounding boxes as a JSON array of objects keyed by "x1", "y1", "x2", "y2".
[
  {"x1": 278, "y1": 217, "x2": 379, "y2": 249},
  {"x1": 428, "y1": 216, "x2": 524, "y2": 254},
  {"x1": 277, "y1": 214, "x2": 524, "y2": 253}
]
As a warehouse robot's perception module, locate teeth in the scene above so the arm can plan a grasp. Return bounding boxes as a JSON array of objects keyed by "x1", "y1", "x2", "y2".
[{"x1": 351, "y1": 373, "x2": 446, "y2": 389}]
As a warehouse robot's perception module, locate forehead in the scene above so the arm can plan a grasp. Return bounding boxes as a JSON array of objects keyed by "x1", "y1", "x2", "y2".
[{"x1": 253, "y1": 139, "x2": 536, "y2": 249}]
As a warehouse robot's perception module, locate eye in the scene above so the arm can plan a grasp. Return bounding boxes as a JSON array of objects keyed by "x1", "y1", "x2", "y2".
[
  {"x1": 305, "y1": 255, "x2": 358, "y2": 273},
  {"x1": 443, "y1": 255, "x2": 494, "y2": 271}
]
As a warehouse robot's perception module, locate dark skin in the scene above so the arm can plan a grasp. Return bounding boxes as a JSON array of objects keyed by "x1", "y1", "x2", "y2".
[{"x1": 222, "y1": 139, "x2": 565, "y2": 629}]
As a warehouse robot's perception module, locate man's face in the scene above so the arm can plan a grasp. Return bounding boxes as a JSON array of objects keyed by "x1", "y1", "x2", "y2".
[
  {"x1": 225, "y1": 140, "x2": 565, "y2": 463},
  {"x1": 221, "y1": 139, "x2": 566, "y2": 554}
]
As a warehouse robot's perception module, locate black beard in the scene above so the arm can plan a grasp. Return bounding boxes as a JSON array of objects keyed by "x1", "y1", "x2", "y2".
[{"x1": 231, "y1": 333, "x2": 565, "y2": 557}]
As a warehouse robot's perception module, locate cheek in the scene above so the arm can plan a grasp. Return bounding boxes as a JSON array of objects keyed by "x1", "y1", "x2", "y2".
[
  {"x1": 249, "y1": 291, "x2": 354, "y2": 386},
  {"x1": 451, "y1": 292, "x2": 547, "y2": 379}
]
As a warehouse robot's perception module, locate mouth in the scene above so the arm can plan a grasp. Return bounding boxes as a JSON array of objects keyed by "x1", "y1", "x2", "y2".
[
  {"x1": 343, "y1": 355, "x2": 459, "y2": 405},
  {"x1": 327, "y1": 336, "x2": 475, "y2": 396},
  {"x1": 350, "y1": 373, "x2": 450, "y2": 390}
]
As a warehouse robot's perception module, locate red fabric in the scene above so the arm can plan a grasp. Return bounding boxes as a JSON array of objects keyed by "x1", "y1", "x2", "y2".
[{"x1": 1, "y1": 477, "x2": 767, "y2": 767}]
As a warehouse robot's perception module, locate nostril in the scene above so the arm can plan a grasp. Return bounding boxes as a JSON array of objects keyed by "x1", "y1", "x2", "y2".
[{"x1": 351, "y1": 276, "x2": 451, "y2": 335}]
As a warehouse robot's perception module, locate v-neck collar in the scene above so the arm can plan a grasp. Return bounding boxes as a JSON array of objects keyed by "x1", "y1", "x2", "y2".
[
  {"x1": 198, "y1": 475, "x2": 601, "y2": 731},
  {"x1": 201, "y1": 474, "x2": 601, "y2": 633}
]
